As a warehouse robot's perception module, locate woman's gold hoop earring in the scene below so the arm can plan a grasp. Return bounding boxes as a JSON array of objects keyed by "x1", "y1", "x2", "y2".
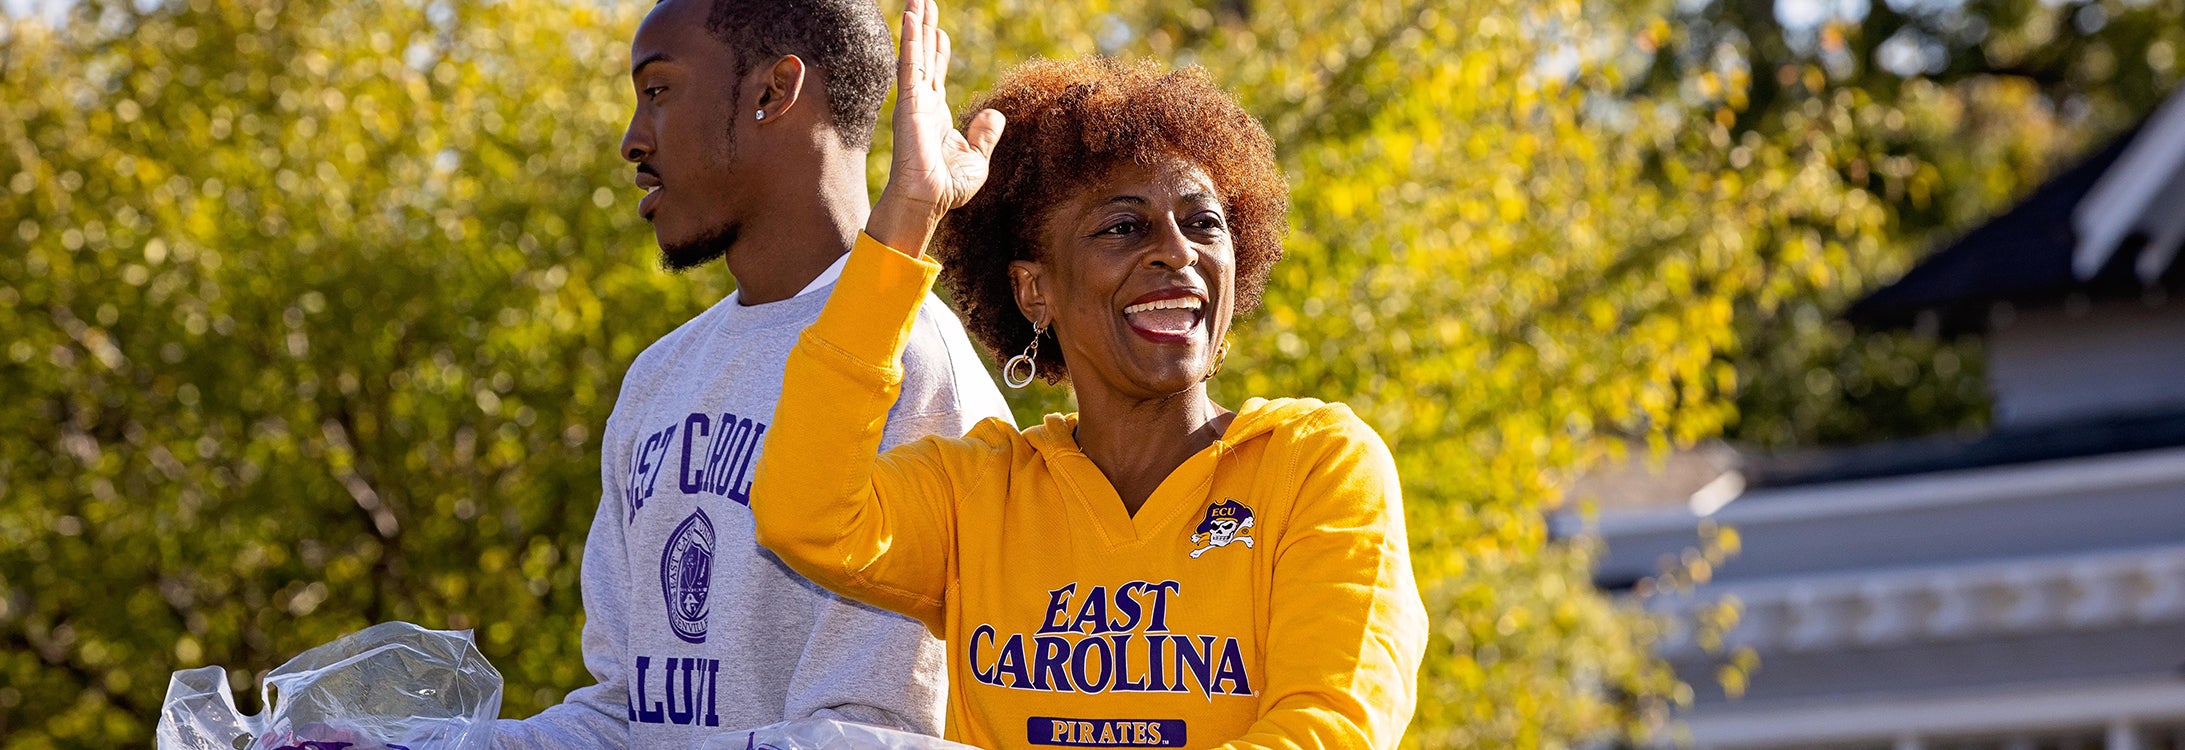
[
  {"x1": 1203, "y1": 338, "x2": 1230, "y2": 382},
  {"x1": 1003, "y1": 323, "x2": 1046, "y2": 389}
]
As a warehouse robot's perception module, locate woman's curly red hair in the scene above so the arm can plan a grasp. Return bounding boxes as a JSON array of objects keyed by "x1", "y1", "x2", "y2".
[{"x1": 934, "y1": 57, "x2": 1289, "y2": 384}]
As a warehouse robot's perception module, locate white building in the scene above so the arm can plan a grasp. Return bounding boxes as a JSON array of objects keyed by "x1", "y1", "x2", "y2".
[{"x1": 1588, "y1": 88, "x2": 2185, "y2": 750}]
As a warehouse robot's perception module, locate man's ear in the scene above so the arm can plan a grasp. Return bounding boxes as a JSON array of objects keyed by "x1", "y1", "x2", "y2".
[
  {"x1": 753, "y1": 55, "x2": 807, "y2": 123},
  {"x1": 1008, "y1": 259, "x2": 1047, "y2": 330}
]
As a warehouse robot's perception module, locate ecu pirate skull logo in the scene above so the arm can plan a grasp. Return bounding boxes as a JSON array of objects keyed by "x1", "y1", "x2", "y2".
[{"x1": 1190, "y1": 498, "x2": 1255, "y2": 558}]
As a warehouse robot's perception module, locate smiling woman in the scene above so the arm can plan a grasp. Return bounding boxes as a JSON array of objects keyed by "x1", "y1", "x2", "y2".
[
  {"x1": 747, "y1": 0, "x2": 1429, "y2": 747},
  {"x1": 933, "y1": 57, "x2": 1290, "y2": 389}
]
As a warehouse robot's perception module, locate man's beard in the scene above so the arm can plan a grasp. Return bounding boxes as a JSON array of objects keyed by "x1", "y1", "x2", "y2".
[
  {"x1": 660, "y1": 221, "x2": 737, "y2": 272},
  {"x1": 658, "y1": 101, "x2": 742, "y2": 273}
]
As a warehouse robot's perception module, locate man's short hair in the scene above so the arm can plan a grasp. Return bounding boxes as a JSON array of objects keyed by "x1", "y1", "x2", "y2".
[{"x1": 703, "y1": 0, "x2": 893, "y2": 150}]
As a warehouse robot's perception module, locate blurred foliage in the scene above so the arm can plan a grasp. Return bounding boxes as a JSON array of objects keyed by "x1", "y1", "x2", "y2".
[
  {"x1": 0, "y1": 0, "x2": 703, "y2": 743},
  {"x1": 1646, "y1": 0, "x2": 2185, "y2": 446},
  {"x1": 4, "y1": 0, "x2": 2182, "y2": 747}
]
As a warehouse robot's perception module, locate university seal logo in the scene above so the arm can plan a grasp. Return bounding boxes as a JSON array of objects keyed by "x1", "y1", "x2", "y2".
[
  {"x1": 1189, "y1": 498, "x2": 1254, "y2": 558},
  {"x1": 661, "y1": 508, "x2": 716, "y2": 643}
]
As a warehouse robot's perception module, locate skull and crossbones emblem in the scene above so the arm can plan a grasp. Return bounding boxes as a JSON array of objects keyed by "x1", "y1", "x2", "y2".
[{"x1": 1190, "y1": 499, "x2": 1255, "y2": 558}]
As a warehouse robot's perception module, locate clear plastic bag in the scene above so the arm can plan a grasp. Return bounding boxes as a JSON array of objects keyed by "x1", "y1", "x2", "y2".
[
  {"x1": 695, "y1": 718, "x2": 980, "y2": 750},
  {"x1": 156, "y1": 621, "x2": 502, "y2": 750}
]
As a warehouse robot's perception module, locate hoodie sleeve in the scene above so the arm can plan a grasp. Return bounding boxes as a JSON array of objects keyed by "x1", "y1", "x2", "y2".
[
  {"x1": 1219, "y1": 408, "x2": 1429, "y2": 750},
  {"x1": 776, "y1": 305, "x2": 1004, "y2": 735},
  {"x1": 750, "y1": 232, "x2": 974, "y2": 634}
]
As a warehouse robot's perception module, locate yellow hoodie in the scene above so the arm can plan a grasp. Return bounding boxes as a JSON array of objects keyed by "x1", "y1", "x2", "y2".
[{"x1": 753, "y1": 234, "x2": 1427, "y2": 749}]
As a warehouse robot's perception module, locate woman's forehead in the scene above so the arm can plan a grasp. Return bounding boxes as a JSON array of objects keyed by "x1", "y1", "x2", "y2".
[{"x1": 1072, "y1": 157, "x2": 1221, "y2": 205}]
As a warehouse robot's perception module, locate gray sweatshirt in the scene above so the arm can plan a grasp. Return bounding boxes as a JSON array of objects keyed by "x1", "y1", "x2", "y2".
[{"x1": 494, "y1": 259, "x2": 1014, "y2": 748}]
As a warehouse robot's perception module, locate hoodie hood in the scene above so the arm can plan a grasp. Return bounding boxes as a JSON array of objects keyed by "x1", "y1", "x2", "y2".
[{"x1": 1020, "y1": 396, "x2": 1336, "y2": 457}]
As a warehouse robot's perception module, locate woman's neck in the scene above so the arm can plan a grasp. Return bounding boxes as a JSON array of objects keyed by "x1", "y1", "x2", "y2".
[{"x1": 1072, "y1": 384, "x2": 1233, "y2": 516}]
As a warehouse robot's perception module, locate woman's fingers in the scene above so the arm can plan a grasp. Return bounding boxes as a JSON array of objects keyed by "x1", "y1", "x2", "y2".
[
  {"x1": 898, "y1": 4, "x2": 920, "y2": 92},
  {"x1": 936, "y1": 28, "x2": 952, "y2": 95},
  {"x1": 925, "y1": 0, "x2": 943, "y2": 92},
  {"x1": 965, "y1": 109, "x2": 1006, "y2": 160}
]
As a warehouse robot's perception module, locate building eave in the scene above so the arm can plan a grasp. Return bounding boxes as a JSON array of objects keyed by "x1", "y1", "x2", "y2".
[{"x1": 1845, "y1": 85, "x2": 2185, "y2": 335}]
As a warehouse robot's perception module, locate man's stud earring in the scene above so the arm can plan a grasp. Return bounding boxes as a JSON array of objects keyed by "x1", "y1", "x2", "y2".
[{"x1": 756, "y1": 110, "x2": 766, "y2": 121}]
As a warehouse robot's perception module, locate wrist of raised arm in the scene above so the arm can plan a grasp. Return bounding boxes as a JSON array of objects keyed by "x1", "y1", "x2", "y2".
[{"x1": 866, "y1": 190, "x2": 946, "y2": 256}]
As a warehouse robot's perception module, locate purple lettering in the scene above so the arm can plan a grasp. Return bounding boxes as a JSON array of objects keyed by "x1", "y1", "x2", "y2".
[
  {"x1": 666, "y1": 657, "x2": 697, "y2": 725},
  {"x1": 624, "y1": 448, "x2": 648, "y2": 523},
  {"x1": 705, "y1": 658, "x2": 721, "y2": 727},
  {"x1": 725, "y1": 420, "x2": 765, "y2": 506},
  {"x1": 1031, "y1": 635, "x2": 1074, "y2": 692},
  {"x1": 1211, "y1": 638, "x2": 1252, "y2": 696},
  {"x1": 1070, "y1": 635, "x2": 1114, "y2": 693},
  {"x1": 1107, "y1": 634, "x2": 1149, "y2": 692},
  {"x1": 1070, "y1": 585, "x2": 1110, "y2": 634},
  {"x1": 678, "y1": 414, "x2": 711, "y2": 493},
  {"x1": 1110, "y1": 581, "x2": 1145, "y2": 632},
  {"x1": 1146, "y1": 633, "x2": 1171, "y2": 692},
  {"x1": 635, "y1": 432, "x2": 662, "y2": 490},
  {"x1": 633, "y1": 656, "x2": 666, "y2": 724},
  {"x1": 1170, "y1": 635, "x2": 1216, "y2": 695},
  {"x1": 1144, "y1": 581, "x2": 1181, "y2": 632},
  {"x1": 1037, "y1": 584, "x2": 1077, "y2": 634},
  {"x1": 970, "y1": 624, "x2": 1000, "y2": 684},
  {"x1": 995, "y1": 633, "x2": 1030, "y2": 688},
  {"x1": 704, "y1": 413, "x2": 743, "y2": 496}
]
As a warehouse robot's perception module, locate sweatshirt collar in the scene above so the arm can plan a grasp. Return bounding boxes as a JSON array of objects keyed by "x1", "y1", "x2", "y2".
[
  {"x1": 724, "y1": 251, "x2": 850, "y2": 306},
  {"x1": 1020, "y1": 396, "x2": 1327, "y2": 456},
  {"x1": 1017, "y1": 397, "x2": 1331, "y2": 544}
]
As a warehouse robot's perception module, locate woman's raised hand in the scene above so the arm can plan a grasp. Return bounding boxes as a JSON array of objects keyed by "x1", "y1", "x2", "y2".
[{"x1": 866, "y1": 0, "x2": 1006, "y2": 255}]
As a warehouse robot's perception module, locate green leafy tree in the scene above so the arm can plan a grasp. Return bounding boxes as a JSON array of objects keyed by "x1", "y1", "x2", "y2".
[{"x1": 1, "y1": 0, "x2": 688, "y2": 742}]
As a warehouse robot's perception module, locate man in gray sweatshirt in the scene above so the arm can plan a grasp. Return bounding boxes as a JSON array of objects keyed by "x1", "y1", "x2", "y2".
[{"x1": 492, "y1": 0, "x2": 1012, "y2": 745}]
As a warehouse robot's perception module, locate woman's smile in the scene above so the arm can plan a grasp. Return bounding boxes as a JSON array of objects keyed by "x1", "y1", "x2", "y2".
[{"x1": 1121, "y1": 287, "x2": 1206, "y2": 344}]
